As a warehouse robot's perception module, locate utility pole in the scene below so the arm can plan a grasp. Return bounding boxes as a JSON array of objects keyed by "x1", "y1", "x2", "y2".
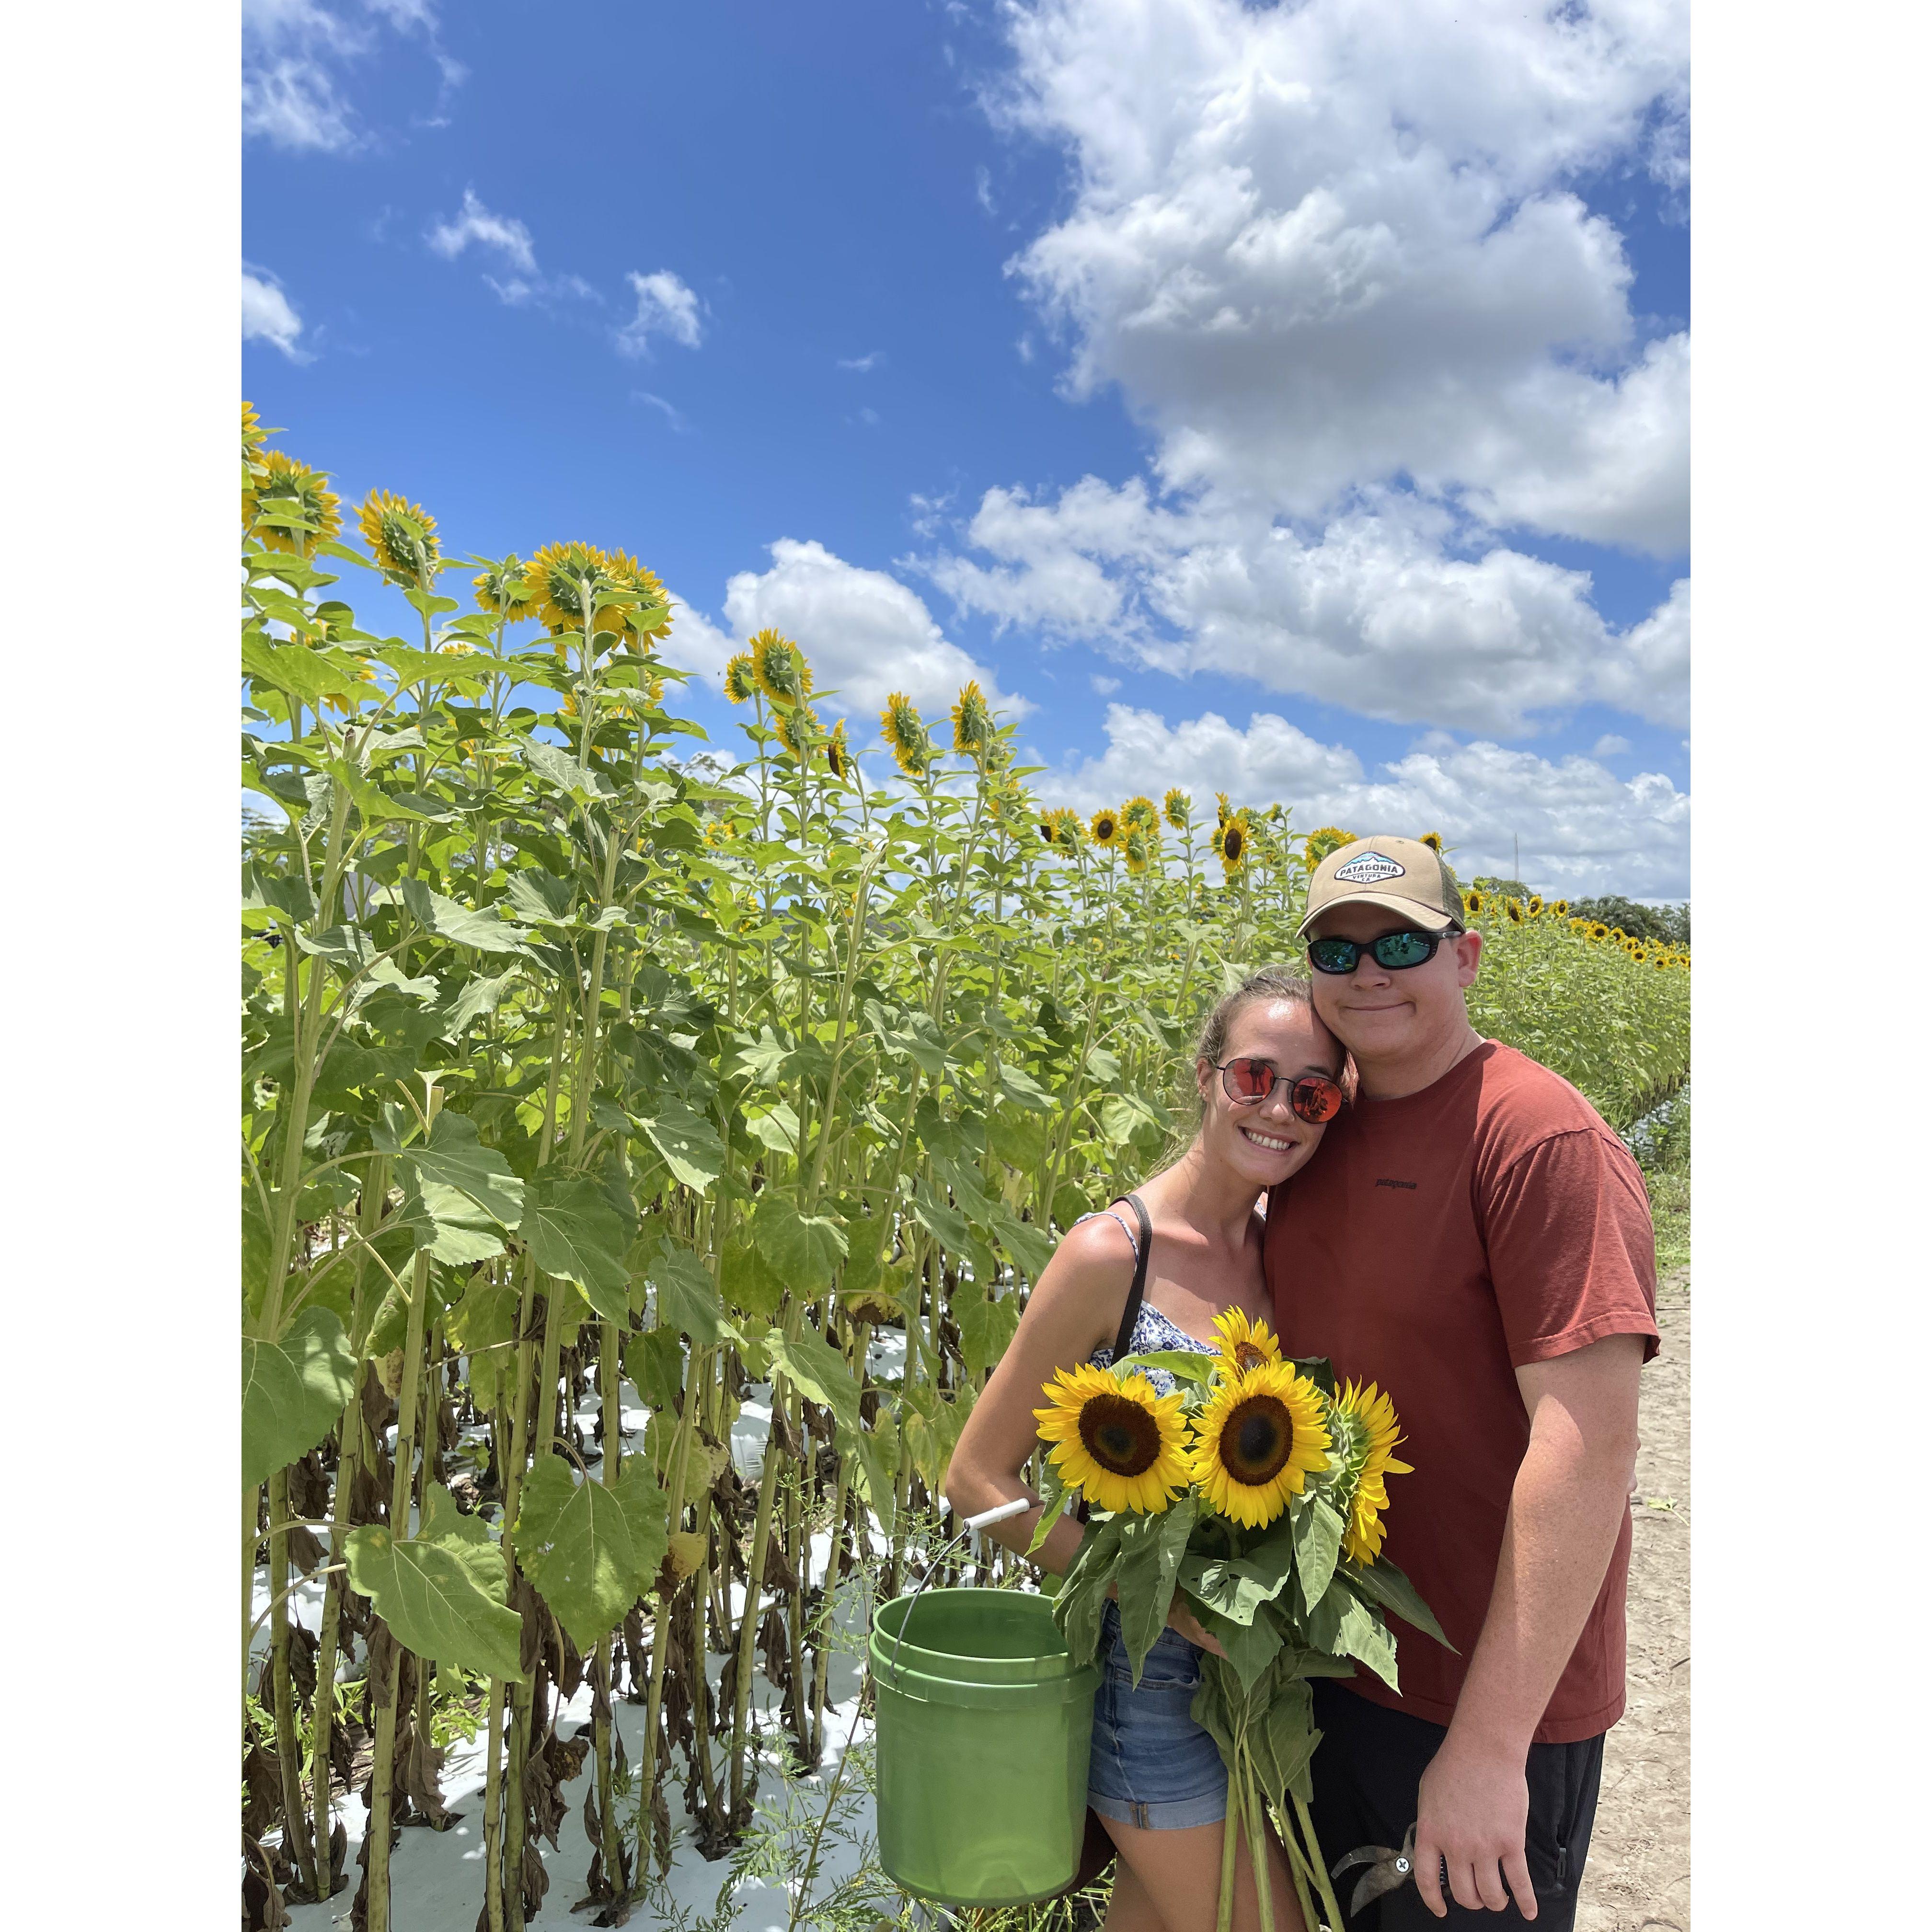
[{"x1": 1513, "y1": 831, "x2": 1519, "y2": 883}]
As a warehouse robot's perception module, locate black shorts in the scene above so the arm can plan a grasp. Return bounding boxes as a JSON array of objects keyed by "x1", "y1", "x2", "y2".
[{"x1": 1307, "y1": 1680, "x2": 1605, "y2": 1932}]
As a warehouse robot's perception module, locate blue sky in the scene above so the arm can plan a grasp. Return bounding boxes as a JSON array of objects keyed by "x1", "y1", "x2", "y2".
[{"x1": 244, "y1": 0, "x2": 1690, "y2": 897}]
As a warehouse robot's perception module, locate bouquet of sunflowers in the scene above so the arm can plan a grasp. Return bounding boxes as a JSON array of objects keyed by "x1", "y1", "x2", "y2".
[{"x1": 1029, "y1": 1312, "x2": 1447, "y2": 1932}]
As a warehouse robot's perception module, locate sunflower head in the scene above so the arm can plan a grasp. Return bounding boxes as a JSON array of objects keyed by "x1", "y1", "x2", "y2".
[
  {"x1": 1122, "y1": 795, "x2": 1159, "y2": 834},
  {"x1": 1329, "y1": 1379, "x2": 1414, "y2": 1565},
  {"x1": 951, "y1": 679, "x2": 995, "y2": 754},
  {"x1": 1420, "y1": 831, "x2": 1444, "y2": 853},
  {"x1": 1506, "y1": 899, "x2": 1524, "y2": 924},
  {"x1": 724, "y1": 651, "x2": 759, "y2": 704},
  {"x1": 1049, "y1": 806, "x2": 1086, "y2": 854},
  {"x1": 1527, "y1": 894, "x2": 1544, "y2": 918},
  {"x1": 1162, "y1": 787, "x2": 1191, "y2": 832},
  {"x1": 1592, "y1": 921, "x2": 1610, "y2": 941},
  {"x1": 244, "y1": 450, "x2": 342, "y2": 557},
  {"x1": 1038, "y1": 811, "x2": 1058, "y2": 845},
  {"x1": 473, "y1": 556, "x2": 537, "y2": 623},
  {"x1": 1303, "y1": 826, "x2": 1356, "y2": 866},
  {"x1": 774, "y1": 702, "x2": 820, "y2": 762},
  {"x1": 1090, "y1": 806, "x2": 1121, "y2": 849},
  {"x1": 358, "y1": 489, "x2": 441, "y2": 586},
  {"x1": 1034, "y1": 1363, "x2": 1191, "y2": 1515},
  {"x1": 1215, "y1": 791, "x2": 1233, "y2": 828},
  {"x1": 601, "y1": 550, "x2": 670, "y2": 650},
  {"x1": 1190, "y1": 1361, "x2": 1330, "y2": 1530},
  {"x1": 825, "y1": 718, "x2": 852, "y2": 781},
  {"x1": 526, "y1": 541, "x2": 619, "y2": 642},
  {"x1": 1218, "y1": 816, "x2": 1248, "y2": 872},
  {"x1": 1464, "y1": 889, "x2": 1485, "y2": 917},
  {"x1": 1123, "y1": 827, "x2": 1152, "y2": 875},
  {"x1": 748, "y1": 628, "x2": 812, "y2": 707},
  {"x1": 1551, "y1": 898, "x2": 1569, "y2": 918},
  {"x1": 241, "y1": 400, "x2": 270, "y2": 468},
  {"x1": 880, "y1": 691, "x2": 932, "y2": 778},
  {"x1": 1210, "y1": 1307, "x2": 1283, "y2": 1381}
]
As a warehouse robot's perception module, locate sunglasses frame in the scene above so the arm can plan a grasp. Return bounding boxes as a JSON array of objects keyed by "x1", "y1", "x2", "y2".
[
  {"x1": 1305, "y1": 926, "x2": 1461, "y2": 976},
  {"x1": 1213, "y1": 1058, "x2": 1345, "y2": 1122}
]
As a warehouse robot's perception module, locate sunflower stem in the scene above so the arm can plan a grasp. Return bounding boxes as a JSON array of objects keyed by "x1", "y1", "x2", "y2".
[{"x1": 1217, "y1": 1765, "x2": 1240, "y2": 1932}]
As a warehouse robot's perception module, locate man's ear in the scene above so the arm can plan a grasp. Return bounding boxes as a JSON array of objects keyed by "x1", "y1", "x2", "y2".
[{"x1": 1454, "y1": 928, "x2": 1483, "y2": 988}]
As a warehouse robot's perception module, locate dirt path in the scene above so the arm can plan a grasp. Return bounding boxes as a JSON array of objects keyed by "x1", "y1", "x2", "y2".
[{"x1": 1576, "y1": 1263, "x2": 1690, "y2": 1932}]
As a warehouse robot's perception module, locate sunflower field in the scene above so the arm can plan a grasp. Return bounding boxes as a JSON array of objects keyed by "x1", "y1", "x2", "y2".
[{"x1": 240, "y1": 413, "x2": 1690, "y2": 1930}]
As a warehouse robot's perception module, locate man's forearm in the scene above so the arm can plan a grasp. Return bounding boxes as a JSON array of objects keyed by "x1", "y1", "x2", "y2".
[{"x1": 1447, "y1": 1423, "x2": 1633, "y2": 1754}]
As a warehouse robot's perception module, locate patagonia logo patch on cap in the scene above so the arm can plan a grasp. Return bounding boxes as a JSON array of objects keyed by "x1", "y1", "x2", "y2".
[{"x1": 1333, "y1": 850, "x2": 1405, "y2": 884}]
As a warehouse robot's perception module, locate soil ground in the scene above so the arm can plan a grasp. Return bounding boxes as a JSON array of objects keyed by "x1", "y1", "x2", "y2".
[{"x1": 1575, "y1": 1225, "x2": 1690, "y2": 1931}]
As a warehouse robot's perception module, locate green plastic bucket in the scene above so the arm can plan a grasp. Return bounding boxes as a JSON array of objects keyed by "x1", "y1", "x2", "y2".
[{"x1": 870, "y1": 1587, "x2": 1100, "y2": 1909}]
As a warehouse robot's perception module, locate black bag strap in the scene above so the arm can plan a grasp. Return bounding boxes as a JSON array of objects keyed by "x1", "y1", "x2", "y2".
[{"x1": 1107, "y1": 1192, "x2": 1154, "y2": 1363}]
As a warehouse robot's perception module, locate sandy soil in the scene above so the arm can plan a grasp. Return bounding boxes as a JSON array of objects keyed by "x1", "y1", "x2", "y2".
[{"x1": 1575, "y1": 1261, "x2": 1690, "y2": 1932}]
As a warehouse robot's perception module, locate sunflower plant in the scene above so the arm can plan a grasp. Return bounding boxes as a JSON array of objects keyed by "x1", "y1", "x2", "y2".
[{"x1": 1030, "y1": 1322, "x2": 1446, "y2": 1932}]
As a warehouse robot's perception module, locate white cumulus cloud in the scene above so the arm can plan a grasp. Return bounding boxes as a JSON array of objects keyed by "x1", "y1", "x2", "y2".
[
  {"x1": 617, "y1": 271, "x2": 704, "y2": 355},
  {"x1": 1053, "y1": 705, "x2": 1689, "y2": 897},
  {"x1": 667, "y1": 540, "x2": 1030, "y2": 729},
  {"x1": 426, "y1": 188, "x2": 537, "y2": 273},
  {"x1": 243, "y1": 0, "x2": 454, "y2": 152},
  {"x1": 1593, "y1": 576, "x2": 1689, "y2": 729},
  {"x1": 242, "y1": 266, "x2": 308, "y2": 360}
]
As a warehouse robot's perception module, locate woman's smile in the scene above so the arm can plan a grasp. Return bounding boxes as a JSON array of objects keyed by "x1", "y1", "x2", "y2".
[{"x1": 1239, "y1": 1123, "x2": 1300, "y2": 1153}]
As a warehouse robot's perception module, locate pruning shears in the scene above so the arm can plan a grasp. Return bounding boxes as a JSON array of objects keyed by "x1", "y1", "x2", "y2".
[{"x1": 1332, "y1": 1821, "x2": 1417, "y2": 1916}]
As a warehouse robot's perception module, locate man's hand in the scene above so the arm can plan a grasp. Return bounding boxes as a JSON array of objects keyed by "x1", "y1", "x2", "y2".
[
  {"x1": 1413, "y1": 1731, "x2": 1535, "y2": 1919},
  {"x1": 1165, "y1": 1598, "x2": 1228, "y2": 1658}
]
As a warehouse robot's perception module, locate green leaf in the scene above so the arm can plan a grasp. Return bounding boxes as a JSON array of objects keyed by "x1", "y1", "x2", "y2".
[
  {"x1": 1293, "y1": 1495, "x2": 1346, "y2": 1612},
  {"x1": 446, "y1": 1271, "x2": 520, "y2": 1413},
  {"x1": 343, "y1": 1484, "x2": 525, "y2": 1681},
  {"x1": 521, "y1": 1174, "x2": 632, "y2": 1324},
  {"x1": 1025, "y1": 1455, "x2": 1069, "y2": 1558},
  {"x1": 984, "y1": 1203, "x2": 1054, "y2": 1279},
  {"x1": 839, "y1": 1416, "x2": 900, "y2": 1536},
  {"x1": 909, "y1": 1178, "x2": 969, "y2": 1253},
  {"x1": 399, "y1": 876, "x2": 533, "y2": 956},
  {"x1": 743, "y1": 1098, "x2": 801, "y2": 1155},
  {"x1": 522, "y1": 739, "x2": 612, "y2": 801},
  {"x1": 751, "y1": 1195, "x2": 848, "y2": 1293},
  {"x1": 1112, "y1": 1348, "x2": 1215, "y2": 1386},
  {"x1": 652, "y1": 1242, "x2": 726, "y2": 1345},
  {"x1": 719, "y1": 1233, "x2": 786, "y2": 1320},
  {"x1": 636, "y1": 1101, "x2": 725, "y2": 1193},
  {"x1": 1114, "y1": 1496, "x2": 1198, "y2": 1685},
  {"x1": 1250, "y1": 1679, "x2": 1318, "y2": 1806},
  {"x1": 242, "y1": 1307, "x2": 358, "y2": 1487},
  {"x1": 902, "y1": 1384, "x2": 972, "y2": 1499},
  {"x1": 955, "y1": 1282, "x2": 1019, "y2": 1378},
  {"x1": 1346, "y1": 1554, "x2": 1455, "y2": 1651},
  {"x1": 509, "y1": 1457, "x2": 668, "y2": 1650},
  {"x1": 1334, "y1": 1593, "x2": 1400, "y2": 1689},
  {"x1": 1193, "y1": 1598, "x2": 1285, "y2": 1693},
  {"x1": 404, "y1": 1180, "x2": 508, "y2": 1266},
  {"x1": 997, "y1": 1064, "x2": 1054, "y2": 1112},
  {"x1": 399, "y1": 1111, "x2": 524, "y2": 1227},
  {"x1": 1053, "y1": 1515, "x2": 1125, "y2": 1668},
  {"x1": 1178, "y1": 1551, "x2": 1278, "y2": 1629},
  {"x1": 763, "y1": 1329, "x2": 862, "y2": 1435},
  {"x1": 624, "y1": 1325, "x2": 684, "y2": 1410}
]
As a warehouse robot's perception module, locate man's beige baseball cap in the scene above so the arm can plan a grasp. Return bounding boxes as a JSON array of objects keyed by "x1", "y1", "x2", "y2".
[{"x1": 1298, "y1": 836, "x2": 1463, "y2": 939}]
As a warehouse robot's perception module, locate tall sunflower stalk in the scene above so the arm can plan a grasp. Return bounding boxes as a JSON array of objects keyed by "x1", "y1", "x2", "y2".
[{"x1": 1034, "y1": 1321, "x2": 1445, "y2": 1932}]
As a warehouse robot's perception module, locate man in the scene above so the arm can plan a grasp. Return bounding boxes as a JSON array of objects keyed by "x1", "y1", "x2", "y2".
[{"x1": 1264, "y1": 836, "x2": 1659, "y2": 1929}]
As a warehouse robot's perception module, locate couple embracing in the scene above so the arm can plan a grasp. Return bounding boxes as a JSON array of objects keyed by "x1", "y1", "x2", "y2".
[{"x1": 950, "y1": 837, "x2": 1659, "y2": 1931}]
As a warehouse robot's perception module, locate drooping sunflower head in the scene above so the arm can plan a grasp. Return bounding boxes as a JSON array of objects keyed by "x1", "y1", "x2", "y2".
[
  {"x1": 1527, "y1": 894, "x2": 1544, "y2": 918},
  {"x1": 880, "y1": 691, "x2": 932, "y2": 778},
  {"x1": 358, "y1": 489, "x2": 441, "y2": 586},
  {"x1": 825, "y1": 718, "x2": 852, "y2": 781},
  {"x1": 242, "y1": 399, "x2": 269, "y2": 467},
  {"x1": 1329, "y1": 1379, "x2": 1414, "y2": 1565},
  {"x1": 602, "y1": 550, "x2": 670, "y2": 650},
  {"x1": 951, "y1": 678, "x2": 995, "y2": 754},
  {"x1": 1090, "y1": 806, "x2": 1121, "y2": 849},
  {"x1": 1210, "y1": 1307, "x2": 1283, "y2": 1382},
  {"x1": 473, "y1": 556, "x2": 537, "y2": 623},
  {"x1": 1218, "y1": 816, "x2": 1248, "y2": 873},
  {"x1": 1215, "y1": 791, "x2": 1233, "y2": 828},
  {"x1": 1163, "y1": 787, "x2": 1191, "y2": 831},
  {"x1": 1123, "y1": 826, "x2": 1152, "y2": 874},
  {"x1": 724, "y1": 651, "x2": 759, "y2": 704},
  {"x1": 1303, "y1": 825, "x2": 1356, "y2": 866},
  {"x1": 1046, "y1": 806, "x2": 1085, "y2": 854},
  {"x1": 774, "y1": 702, "x2": 820, "y2": 763},
  {"x1": 1122, "y1": 794, "x2": 1160, "y2": 834},
  {"x1": 748, "y1": 628, "x2": 812, "y2": 707},
  {"x1": 1420, "y1": 830, "x2": 1444, "y2": 853},
  {"x1": 1189, "y1": 1361, "x2": 1330, "y2": 1530},
  {"x1": 244, "y1": 449, "x2": 342, "y2": 557},
  {"x1": 1506, "y1": 898, "x2": 1524, "y2": 924},
  {"x1": 525, "y1": 541, "x2": 615, "y2": 641},
  {"x1": 1035, "y1": 1362, "x2": 1191, "y2": 1515}
]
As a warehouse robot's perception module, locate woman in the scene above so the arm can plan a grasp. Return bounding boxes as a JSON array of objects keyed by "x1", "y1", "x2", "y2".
[{"x1": 946, "y1": 966, "x2": 1348, "y2": 1932}]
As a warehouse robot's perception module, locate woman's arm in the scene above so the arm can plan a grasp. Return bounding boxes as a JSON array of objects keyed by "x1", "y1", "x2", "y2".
[{"x1": 943, "y1": 1215, "x2": 1131, "y2": 1576}]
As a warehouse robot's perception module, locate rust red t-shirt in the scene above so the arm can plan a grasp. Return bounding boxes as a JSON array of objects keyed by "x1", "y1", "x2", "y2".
[{"x1": 1265, "y1": 1040, "x2": 1659, "y2": 1744}]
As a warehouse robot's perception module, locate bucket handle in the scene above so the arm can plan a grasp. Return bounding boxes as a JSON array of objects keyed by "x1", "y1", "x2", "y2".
[{"x1": 884, "y1": 1496, "x2": 1031, "y2": 1685}]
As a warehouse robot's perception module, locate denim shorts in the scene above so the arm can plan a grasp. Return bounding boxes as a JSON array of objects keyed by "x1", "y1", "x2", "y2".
[{"x1": 1085, "y1": 1599, "x2": 1228, "y2": 1830}]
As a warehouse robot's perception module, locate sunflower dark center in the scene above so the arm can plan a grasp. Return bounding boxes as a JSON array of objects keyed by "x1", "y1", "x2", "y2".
[
  {"x1": 1219, "y1": 1394, "x2": 1295, "y2": 1484},
  {"x1": 1078, "y1": 1394, "x2": 1161, "y2": 1477}
]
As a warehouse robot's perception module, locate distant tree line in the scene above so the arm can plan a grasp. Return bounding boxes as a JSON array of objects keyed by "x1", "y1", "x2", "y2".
[{"x1": 1469, "y1": 879, "x2": 1689, "y2": 947}]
